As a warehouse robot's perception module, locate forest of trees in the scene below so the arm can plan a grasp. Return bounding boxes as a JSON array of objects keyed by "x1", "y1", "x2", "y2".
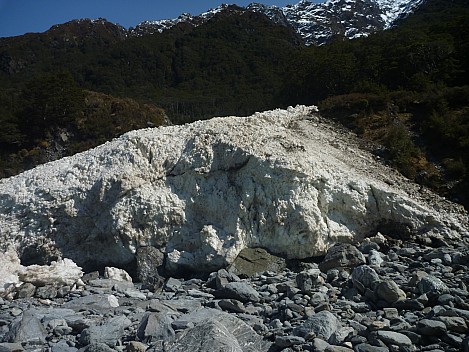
[{"x1": 0, "y1": 0, "x2": 468, "y2": 207}]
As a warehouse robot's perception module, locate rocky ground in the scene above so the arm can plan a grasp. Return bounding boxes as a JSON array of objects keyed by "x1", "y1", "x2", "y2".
[{"x1": 1, "y1": 233, "x2": 469, "y2": 352}]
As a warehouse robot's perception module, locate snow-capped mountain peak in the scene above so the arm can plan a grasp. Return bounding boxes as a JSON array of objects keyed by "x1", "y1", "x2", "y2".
[
  {"x1": 128, "y1": 4, "x2": 231, "y2": 36},
  {"x1": 276, "y1": 0, "x2": 426, "y2": 45},
  {"x1": 130, "y1": 0, "x2": 427, "y2": 45}
]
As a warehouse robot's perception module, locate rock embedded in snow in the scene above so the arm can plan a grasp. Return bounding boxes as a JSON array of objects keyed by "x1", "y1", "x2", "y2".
[
  {"x1": 103, "y1": 267, "x2": 132, "y2": 282},
  {"x1": 227, "y1": 247, "x2": 286, "y2": 278},
  {"x1": 136, "y1": 246, "x2": 165, "y2": 290},
  {"x1": 0, "y1": 105, "x2": 467, "y2": 274}
]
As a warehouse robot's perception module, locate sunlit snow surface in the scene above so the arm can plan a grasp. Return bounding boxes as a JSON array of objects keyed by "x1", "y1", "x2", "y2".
[{"x1": 375, "y1": 0, "x2": 426, "y2": 26}]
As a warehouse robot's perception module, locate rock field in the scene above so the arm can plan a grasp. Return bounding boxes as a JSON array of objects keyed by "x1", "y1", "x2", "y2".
[{"x1": 1, "y1": 238, "x2": 469, "y2": 351}]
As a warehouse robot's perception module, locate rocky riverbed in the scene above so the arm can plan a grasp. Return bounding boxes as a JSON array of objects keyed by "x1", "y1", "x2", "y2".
[{"x1": 1, "y1": 233, "x2": 469, "y2": 352}]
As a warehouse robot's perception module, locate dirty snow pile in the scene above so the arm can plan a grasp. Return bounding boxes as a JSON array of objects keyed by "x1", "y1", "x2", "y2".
[{"x1": 0, "y1": 106, "x2": 467, "y2": 282}]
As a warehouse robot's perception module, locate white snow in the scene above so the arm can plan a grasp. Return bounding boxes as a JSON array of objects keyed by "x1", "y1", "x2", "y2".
[{"x1": 0, "y1": 106, "x2": 467, "y2": 274}]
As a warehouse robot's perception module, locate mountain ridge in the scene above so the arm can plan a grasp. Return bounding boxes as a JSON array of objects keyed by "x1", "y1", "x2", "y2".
[
  {"x1": 129, "y1": 0, "x2": 426, "y2": 45},
  {"x1": 6, "y1": 0, "x2": 426, "y2": 46}
]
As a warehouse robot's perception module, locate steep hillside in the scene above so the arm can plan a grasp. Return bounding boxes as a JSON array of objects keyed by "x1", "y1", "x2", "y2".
[
  {"x1": 291, "y1": 0, "x2": 469, "y2": 206},
  {"x1": 0, "y1": 8, "x2": 299, "y2": 175},
  {"x1": 0, "y1": 7, "x2": 301, "y2": 117},
  {"x1": 0, "y1": 73, "x2": 167, "y2": 177}
]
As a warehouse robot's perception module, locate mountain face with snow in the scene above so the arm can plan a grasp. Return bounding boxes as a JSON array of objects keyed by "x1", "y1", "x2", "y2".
[
  {"x1": 264, "y1": 0, "x2": 426, "y2": 45},
  {"x1": 131, "y1": 0, "x2": 426, "y2": 45},
  {"x1": 128, "y1": 5, "x2": 231, "y2": 37}
]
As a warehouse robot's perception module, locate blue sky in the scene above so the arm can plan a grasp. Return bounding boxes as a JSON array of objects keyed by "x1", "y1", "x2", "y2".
[{"x1": 0, "y1": 0, "x2": 323, "y2": 38}]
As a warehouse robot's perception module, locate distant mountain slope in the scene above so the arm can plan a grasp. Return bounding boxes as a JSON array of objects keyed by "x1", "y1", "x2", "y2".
[
  {"x1": 0, "y1": 73, "x2": 167, "y2": 178},
  {"x1": 0, "y1": 8, "x2": 301, "y2": 114},
  {"x1": 132, "y1": 0, "x2": 426, "y2": 45}
]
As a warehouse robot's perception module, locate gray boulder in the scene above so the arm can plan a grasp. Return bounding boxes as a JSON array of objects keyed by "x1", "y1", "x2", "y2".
[
  {"x1": 64, "y1": 294, "x2": 119, "y2": 312},
  {"x1": 368, "y1": 249, "x2": 384, "y2": 267},
  {"x1": 78, "y1": 343, "x2": 115, "y2": 352},
  {"x1": 136, "y1": 246, "x2": 165, "y2": 291},
  {"x1": 164, "y1": 277, "x2": 182, "y2": 292},
  {"x1": 437, "y1": 316, "x2": 468, "y2": 333},
  {"x1": 35, "y1": 285, "x2": 57, "y2": 299},
  {"x1": 293, "y1": 311, "x2": 340, "y2": 342},
  {"x1": 417, "y1": 319, "x2": 447, "y2": 336},
  {"x1": 227, "y1": 247, "x2": 286, "y2": 278},
  {"x1": 319, "y1": 244, "x2": 366, "y2": 273},
  {"x1": 310, "y1": 292, "x2": 329, "y2": 306},
  {"x1": 417, "y1": 276, "x2": 449, "y2": 297},
  {"x1": 218, "y1": 299, "x2": 246, "y2": 313},
  {"x1": 296, "y1": 268, "x2": 323, "y2": 292},
  {"x1": 3, "y1": 310, "x2": 47, "y2": 345},
  {"x1": 181, "y1": 308, "x2": 271, "y2": 351},
  {"x1": 51, "y1": 340, "x2": 78, "y2": 352},
  {"x1": 156, "y1": 299, "x2": 202, "y2": 314},
  {"x1": 126, "y1": 341, "x2": 148, "y2": 352},
  {"x1": 88, "y1": 278, "x2": 133, "y2": 291},
  {"x1": 354, "y1": 344, "x2": 390, "y2": 352},
  {"x1": 28, "y1": 308, "x2": 86, "y2": 333},
  {"x1": 15, "y1": 283, "x2": 35, "y2": 299},
  {"x1": 375, "y1": 280, "x2": 406, "y2": 304},
  {"x1": 275, "y1": 335, "x2": 306, "y2": 348},
  {"x1": 214, "y1": 282, "x2": 260, "y2": 303},
  {"x1": 376, "y1": 331, "x2": 413, "y2": 347},
  {"x1": 351, "y1": 265, "x2": 380, "y2": 293},
  {"x1": 0, "y1": 343, "x2": 24, "y2": 352},
  {"x1": 168, "y1": 320, "x2": 243, "y2": 352},
  {"x1": 79, "y1": 316, "x2": 131, "y2": 347},
  {"x1": 312, "y1": 338, "x2": 331, "y2": 351},
  {"x1": 137, "y1": 312, "x2": 177, "y2": 345},
  {"x1": 210, "y1": 269, "x2": 240, "y2": 290}
]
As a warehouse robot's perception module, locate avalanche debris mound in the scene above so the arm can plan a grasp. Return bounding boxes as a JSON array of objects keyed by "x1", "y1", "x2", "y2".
[{"x1": 0, "y1": 106, "x2": 467, "y2": 274}]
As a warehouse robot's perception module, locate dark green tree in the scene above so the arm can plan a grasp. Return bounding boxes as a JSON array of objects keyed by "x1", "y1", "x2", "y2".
[{"x1": 18, "y1": 72, "x2": 85, "y2": 141}]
